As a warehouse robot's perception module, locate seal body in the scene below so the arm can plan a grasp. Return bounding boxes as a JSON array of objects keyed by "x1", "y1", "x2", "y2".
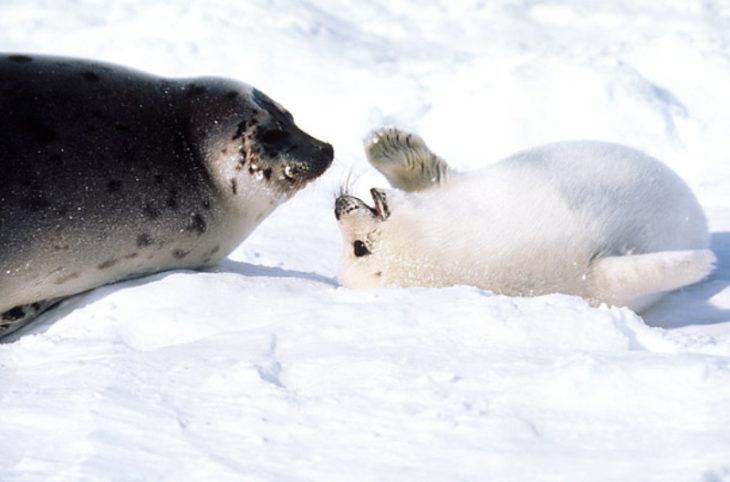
[
  {"x1": 335, "y1": 128, "x2": 714, "y2": 312},
  {"x1": 0, "y1": 54, "x2": 333, "y2": 336}
]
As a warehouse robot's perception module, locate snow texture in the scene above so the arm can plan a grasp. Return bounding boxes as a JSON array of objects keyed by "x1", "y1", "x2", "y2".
[{"x1": 1, "y1": 1, "x2": 729, "y2": 480}]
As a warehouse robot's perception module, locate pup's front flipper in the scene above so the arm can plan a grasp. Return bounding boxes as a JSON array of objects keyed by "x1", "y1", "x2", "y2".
[
  {"x1": 364, "y1": 128, "x2": 452, "y2": 192},
  {"x1": 588, "y1": 249, "x2": 717, "y2": 312}
]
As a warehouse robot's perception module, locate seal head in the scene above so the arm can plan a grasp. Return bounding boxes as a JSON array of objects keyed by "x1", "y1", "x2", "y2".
[
  {"x1": 334, "y1": 188, "x2": 406, "y2": 288},
  {"x1": 180, "y1": 81, "x2": 333, "y2": 201}
]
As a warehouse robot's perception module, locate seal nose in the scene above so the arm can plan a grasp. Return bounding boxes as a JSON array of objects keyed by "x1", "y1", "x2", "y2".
[
  {"x1": 334, "y1": 195, "x2": 375, "y2": 221},
  {"x1": 305, "y1": 139, "x2": 334, "y2": 178},
  {"x1": 320, "y1": 142, "x2": 334, "y2": 160},
  {"x1": 334, "y1": 196, "x2": 353, "y2": 220}
]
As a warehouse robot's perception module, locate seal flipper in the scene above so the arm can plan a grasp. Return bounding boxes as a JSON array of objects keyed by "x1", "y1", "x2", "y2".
[
  {"x1": 1, "y1": 299, "x2": 62, "y2": 338},
  {"x1": 587, "y1": 249, "x2": 717, "y2": 312},
  {"x1": 364, "y1": 128, "x2": 452, "y2": 192}
]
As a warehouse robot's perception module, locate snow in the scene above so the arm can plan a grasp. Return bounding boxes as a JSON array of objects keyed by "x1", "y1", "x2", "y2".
[{"x1": 1, "y1": 0, "x2": 730, "y2": 480}]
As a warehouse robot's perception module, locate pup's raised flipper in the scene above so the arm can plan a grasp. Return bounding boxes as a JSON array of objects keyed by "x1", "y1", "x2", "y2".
[
  {"x1": 588, "y1": 249, "x2": 716, "y2": 312},
  {"x1": 364, "y1": 128, "x2": 452, "y2": 192}
]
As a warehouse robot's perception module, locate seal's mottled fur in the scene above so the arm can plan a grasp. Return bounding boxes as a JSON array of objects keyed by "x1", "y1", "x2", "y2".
[{"x1": 0, "y1": 54, "x2": 333, "y2": 336}]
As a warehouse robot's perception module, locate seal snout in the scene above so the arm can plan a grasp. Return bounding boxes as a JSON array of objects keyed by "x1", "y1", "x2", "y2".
[
  {"x1": 302, "y1": 139, "x2": 334, "y2": 179},
  {"x1": 259, "y1": 128, "x2": 333, "y2": 184},
  {"x1": 318, "y1": 141, "x2": 334, "y2": 165},
  {"x1": 335, "y1": 195, "x2": 360, "y2": 220},
  {"x1": 249, "y1": 87, "x2": 333, "y2": 183},
  {"x1": 288, "y1": 145, "x2": 333, "y2": 184},
  {"x1": 334, "y1": 194, "x2": 378, "y2": 221},
  {"x1": 281, "y1": 140, "x2": 333, "y2": 184},
  {"x1": 306, "y1": 138, "x2": 333, "y2": 159}
]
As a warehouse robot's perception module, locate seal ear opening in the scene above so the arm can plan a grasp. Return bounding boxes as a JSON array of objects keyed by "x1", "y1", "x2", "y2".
[{"x1": 370, "y1": 188, "x2": 390, "y2": 220}]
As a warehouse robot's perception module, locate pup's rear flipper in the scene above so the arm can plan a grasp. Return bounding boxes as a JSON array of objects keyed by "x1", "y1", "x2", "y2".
[
  {"x1": 364, "y1": 128, "x2": 452, "y2": 192},
  {"x1": 588, "y1": 249, "x2": 717, "y2": 312}
]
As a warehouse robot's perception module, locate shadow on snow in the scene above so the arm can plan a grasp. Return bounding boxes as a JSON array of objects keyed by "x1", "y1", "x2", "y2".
[
  {"x1": 0, "y1": 261, "x2": 338, "y2": 343},
  {"x1": 4, "y1": 233, "x2": 729, "y2": 342},
  {"x1": 643, "y1": 231, "x2": 730, "y2": 328}
]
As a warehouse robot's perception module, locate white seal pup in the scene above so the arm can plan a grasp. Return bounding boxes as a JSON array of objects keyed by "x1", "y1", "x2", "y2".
[
  {"x1": 0, "y1": 54, "x2": 333, "y2": 337},
  {"x1": 334, "y1": 128, "x2": 715, "y2": 312}
]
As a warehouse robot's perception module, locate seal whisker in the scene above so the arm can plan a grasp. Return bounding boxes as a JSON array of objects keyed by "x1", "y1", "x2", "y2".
[{"x1": 336, "y1": 168, "x2": 357, "y2": 199}]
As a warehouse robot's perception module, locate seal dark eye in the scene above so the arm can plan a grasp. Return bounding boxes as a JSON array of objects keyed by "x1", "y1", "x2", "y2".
[
  {"x1": 353, "y1": 240, "x2": 371, "y2": 257},
  {"x1": 260, "y1": 130, "x2": 288, "y2": 146}
]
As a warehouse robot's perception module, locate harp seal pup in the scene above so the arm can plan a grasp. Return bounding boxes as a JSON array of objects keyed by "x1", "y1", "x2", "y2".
[
  {"x1": 334, "y1": 128, "x2": 715, "y2": 312},
  {"x1": 0, "y1": 54, "x2": 333, "y2": 337}
]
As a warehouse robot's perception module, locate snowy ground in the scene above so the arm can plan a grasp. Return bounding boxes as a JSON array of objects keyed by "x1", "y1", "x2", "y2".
[{"x1": 1, "y1": 1, "x2": 730, "y2": 480}]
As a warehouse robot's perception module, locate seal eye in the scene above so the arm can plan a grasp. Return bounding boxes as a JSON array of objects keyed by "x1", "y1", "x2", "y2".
[
  {"x1": 260, "y1": 130, "x2": 288, "y2": 146},
  {"x1": 353, "y1": 240, "x2": 371, "y2": 257}
]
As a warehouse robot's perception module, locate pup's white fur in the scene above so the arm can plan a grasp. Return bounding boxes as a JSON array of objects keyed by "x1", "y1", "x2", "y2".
[{"x1": 335, "y1": 128, "x2": 715, "y2": 312}]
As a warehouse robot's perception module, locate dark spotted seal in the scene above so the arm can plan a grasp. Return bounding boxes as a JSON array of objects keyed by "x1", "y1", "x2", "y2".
[{"x1": 0, "y1": 54, "x2": 333, "y2": 337}]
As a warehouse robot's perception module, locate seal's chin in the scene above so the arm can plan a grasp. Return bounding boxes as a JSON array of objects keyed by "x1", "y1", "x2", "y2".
[
  {"x1": 247, "y1": 151, "x2": 332, "y2": 197},
  {"x1": 281, "y1": 156, "x2": 330, "y2": 184},
  {"x1": 273, "y1": 143, "x2": 333, "y2": 194},
  {"x1": 268, "y1": 157, "x2": 331, "y2": 195}
]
